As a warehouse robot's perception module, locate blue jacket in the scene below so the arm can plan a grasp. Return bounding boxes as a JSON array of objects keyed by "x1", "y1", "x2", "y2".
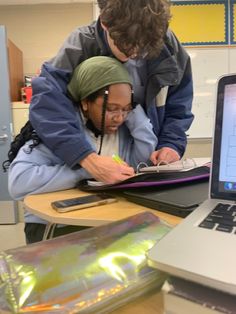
[{"x1": 30, "y1": 19, "x2": 194, "y2": 168}]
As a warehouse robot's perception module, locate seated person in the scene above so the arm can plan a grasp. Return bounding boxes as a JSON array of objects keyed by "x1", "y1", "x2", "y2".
[{"x1": 8, "y1": 56, "x2": 158, "y2": 244}]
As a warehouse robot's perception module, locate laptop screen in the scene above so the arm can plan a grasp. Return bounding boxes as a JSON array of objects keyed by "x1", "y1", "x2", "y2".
[{"x1": 211, "y1": 74, "x2": 236, "y2": 200}]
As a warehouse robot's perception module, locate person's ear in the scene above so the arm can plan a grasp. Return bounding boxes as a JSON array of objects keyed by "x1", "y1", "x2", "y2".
[
  {"x1": 81, "y1": 99, "x2": 88, "y2": 112},
  {"x1": 101, "y1": 21, "x2": 108, "y2": 31}
]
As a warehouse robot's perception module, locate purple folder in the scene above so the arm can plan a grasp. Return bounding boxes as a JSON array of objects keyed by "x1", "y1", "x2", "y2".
[{"x1": 77, "y1": 166, "x2": 210, "y2": 192}]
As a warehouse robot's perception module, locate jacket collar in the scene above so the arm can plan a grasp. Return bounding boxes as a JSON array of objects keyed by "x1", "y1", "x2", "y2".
[{"x1": 95, "y1": 18, "x2": 113, "y2": 57}]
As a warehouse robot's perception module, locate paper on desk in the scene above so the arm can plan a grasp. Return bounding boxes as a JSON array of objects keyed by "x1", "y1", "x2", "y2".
[
  {"x1": 139, "y1": 157, "x2": 211, "y2": 173},
  {"x1": 87, "y1": 179, "x2": 108, "y2": 187},
  {"x1": 87, "y1": 173, "x2": 143, "y2": 187}
]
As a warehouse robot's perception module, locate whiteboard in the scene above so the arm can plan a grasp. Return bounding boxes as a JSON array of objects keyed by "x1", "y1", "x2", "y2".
[{"x1": 186, "y1": 47, "x2": 236, "y2": 138}]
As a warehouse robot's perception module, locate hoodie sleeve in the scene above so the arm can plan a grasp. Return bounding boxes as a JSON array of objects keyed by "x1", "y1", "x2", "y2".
[
  {"x1": 122, "y1": 104, "x2": 158, "y2": 167},
  {"x1": 8, "y1": 141, "x2": 91, "y2": 201}
]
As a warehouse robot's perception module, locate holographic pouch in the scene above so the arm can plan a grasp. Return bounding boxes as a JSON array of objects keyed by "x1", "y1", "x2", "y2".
[{"x1": 0, "y1": 212, "x2": 171, "y2": 313}]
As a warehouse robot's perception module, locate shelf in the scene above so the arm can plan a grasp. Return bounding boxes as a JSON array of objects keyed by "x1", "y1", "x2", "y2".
[{"x1": 12, "y1": 101, "x2": 30, "y2": 109}]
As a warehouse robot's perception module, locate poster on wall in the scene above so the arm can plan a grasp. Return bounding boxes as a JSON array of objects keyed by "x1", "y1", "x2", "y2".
[{"x1": 170, "y1": 0, "x2": 228, "y2": 46}]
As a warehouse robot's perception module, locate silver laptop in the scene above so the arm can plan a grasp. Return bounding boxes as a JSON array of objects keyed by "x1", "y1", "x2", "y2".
[{"x1": 148, "y1": 74, "x2": 236, "y2": 295}]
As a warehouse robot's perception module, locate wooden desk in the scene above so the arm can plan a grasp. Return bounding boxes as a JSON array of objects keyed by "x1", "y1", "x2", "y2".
[
  {"x1": 23, "y1": 189, "x2": 182, "y2": 314},
  {"x1": 24, "y1": 188, "x2": 182, "y2": 227}
]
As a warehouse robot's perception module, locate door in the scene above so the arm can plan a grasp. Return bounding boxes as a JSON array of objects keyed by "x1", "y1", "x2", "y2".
[{"x1": 0, "y1": 25, "x2": 17, "y2": 224}]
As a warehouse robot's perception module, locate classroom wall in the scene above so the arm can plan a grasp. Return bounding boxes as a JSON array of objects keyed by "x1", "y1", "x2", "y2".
[
  {"x1": 0, "y1": 3, "x2": 93, "y2": 75},
  {"x1": 184, "y1": 139, "x2": 212, "y2": 159},
  {"x1": 169, "y1": 1, "x2": 234, "y2": 139},
  {"x1": 0, "y1": 2, "x2": 211, "y2": 158}
]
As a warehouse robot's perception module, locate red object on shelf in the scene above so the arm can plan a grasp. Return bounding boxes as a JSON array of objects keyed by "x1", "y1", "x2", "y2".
[{"x1": 21, "y1": 86, "x2": 32, "y2": 104}]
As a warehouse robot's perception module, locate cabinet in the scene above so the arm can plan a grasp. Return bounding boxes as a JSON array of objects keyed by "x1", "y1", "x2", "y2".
[
  {"x1": 12, "y1": 102, "x2": 29, "y2": 136},
  {"x1": 8, "y1": 40, "x2": 24, "y2": 101}
]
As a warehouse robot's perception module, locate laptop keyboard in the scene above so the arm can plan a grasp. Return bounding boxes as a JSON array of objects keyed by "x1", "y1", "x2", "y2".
[{"x1": 199, "y1": 203, "x2": 236, "y2": 233}]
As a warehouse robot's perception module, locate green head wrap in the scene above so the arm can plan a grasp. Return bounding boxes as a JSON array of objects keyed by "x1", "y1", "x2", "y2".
[{"x1": 67, "y1": 56, "x2": 132, "y2": 101}]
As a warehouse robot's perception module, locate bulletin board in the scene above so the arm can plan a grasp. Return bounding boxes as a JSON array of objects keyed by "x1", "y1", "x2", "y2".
[
  {"x1": 230, "y1": 0, "x2": 236, "y2": 43},
  {"x1": 169, "y1": 0, "x2": 236, "y2": 138},
  {"x1": 170, "y1": 1, "x2": 228, "y2": 45},
  {"x1": 185, "y1": 47, "x2": 236, "y2": 138}
]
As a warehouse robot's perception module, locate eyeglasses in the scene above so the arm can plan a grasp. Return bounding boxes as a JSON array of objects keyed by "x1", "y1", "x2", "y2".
[
  {"x1": 92, "y1": 98, "x2": 132, "y2": 118},
  {"x1": 106, "y1": 107, "x2": 132, "y2": 118}
]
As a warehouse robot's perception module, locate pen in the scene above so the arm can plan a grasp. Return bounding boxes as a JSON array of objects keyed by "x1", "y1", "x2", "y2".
[{"x1": 112, "y1": 154, "x2": 124, "y2": 164}]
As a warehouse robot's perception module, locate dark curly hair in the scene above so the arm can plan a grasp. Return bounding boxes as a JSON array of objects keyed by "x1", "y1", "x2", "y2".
[
  {"x1": 2, "y1": 121, "x2": 41, "y2": 172},
  {"x1": 98, "y1": 0, "x2": 171, "y2": 58}
]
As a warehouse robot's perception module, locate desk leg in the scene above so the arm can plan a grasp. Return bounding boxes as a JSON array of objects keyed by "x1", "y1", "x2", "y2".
[
  {"x1": 48, "y1": 224, "x2": 57, "y2": 239},
  {"x1": 43, "y1": 223, "x2": 56, "y2": 240}
]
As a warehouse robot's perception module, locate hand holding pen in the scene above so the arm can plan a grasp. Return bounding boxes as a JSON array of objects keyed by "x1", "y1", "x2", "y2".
[
  {"x1": 112, "y1": 154, "x2": 125, "y2": 165},
  {"x1": 80, "y1": 152, "x2": 135, "y2": 184}
]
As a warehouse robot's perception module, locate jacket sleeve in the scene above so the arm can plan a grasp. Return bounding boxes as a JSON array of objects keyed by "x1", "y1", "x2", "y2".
[
  {"x1": 8, "y1": 142, "x2": 91, "y2": 201},
  {"x1": 30, "y1": 63, "x2": 95, "y2": 168},
  {"x1": 122, "y1": 105, "x2": 158, "y2": 167},
  {"x1": 29, "y1": 25, "x2": 100, "y2": 168},
  {"x1": 157, "y1": 56, "x2": 194, "y2": 156}
]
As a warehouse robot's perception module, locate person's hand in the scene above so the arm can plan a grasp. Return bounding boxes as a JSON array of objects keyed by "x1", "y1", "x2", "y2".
[
  {"x1": 80, "y1": 152, "x2": 135, "y2": 184},
  {"x1": 150, "y1": 147, "x2": 180, "y2": 165}
]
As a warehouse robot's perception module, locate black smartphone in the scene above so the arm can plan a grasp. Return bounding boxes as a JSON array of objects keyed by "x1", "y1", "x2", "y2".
[{"x1": 51, "y1": 193, "x2": 117, "y2": 213}]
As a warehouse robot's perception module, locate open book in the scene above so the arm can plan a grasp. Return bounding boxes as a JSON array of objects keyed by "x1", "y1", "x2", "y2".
[{"x1": 138, "y1": 158, "x2": 211, "y2": 173}]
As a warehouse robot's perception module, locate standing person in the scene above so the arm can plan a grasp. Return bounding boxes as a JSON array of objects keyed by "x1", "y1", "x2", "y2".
[
  {"x1": 29, "y1": 0, "x2": 194, "y2": 184},
  {"x1": 8, "y1": 56, "x2": 158, "y2": 243}
]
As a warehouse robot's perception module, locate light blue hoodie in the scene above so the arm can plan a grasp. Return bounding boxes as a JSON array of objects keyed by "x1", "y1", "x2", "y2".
[{"x1": 8, "y1": 105, "x2": 157, "y2": 224}]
